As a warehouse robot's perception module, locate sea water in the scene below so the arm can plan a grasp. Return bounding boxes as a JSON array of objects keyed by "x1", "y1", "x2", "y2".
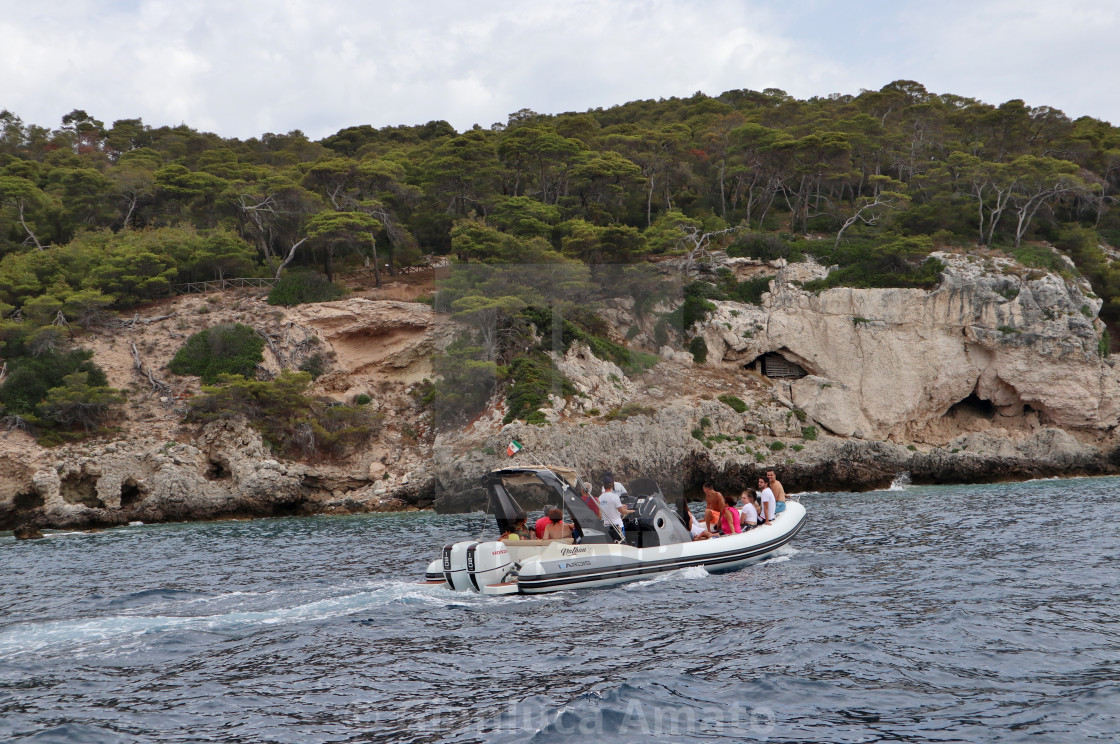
[{"x1": 1, "y1": 477, "x2": 1118, "y2": 743}]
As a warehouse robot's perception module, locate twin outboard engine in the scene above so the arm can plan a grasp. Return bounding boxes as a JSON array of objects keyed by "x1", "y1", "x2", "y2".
[
  {"x1": 434, "y1": 540, "x2": 514, "y2": 592},
  {"x1": 466, "y1": 541, "x2": 514, "y2": 591}
]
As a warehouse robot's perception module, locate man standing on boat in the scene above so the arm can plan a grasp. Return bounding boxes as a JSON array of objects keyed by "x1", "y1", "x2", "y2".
[
  {"x1": 767, "y1": 469, "x2": 787, "y2": 515},
  {"x1": 598, "y1": 475, "x2": 631, "y2": 542}
]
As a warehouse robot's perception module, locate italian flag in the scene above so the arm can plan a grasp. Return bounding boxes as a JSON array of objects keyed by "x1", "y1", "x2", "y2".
[{"x1": 505, "y1": 440, "x2": 523, "y2": 457}]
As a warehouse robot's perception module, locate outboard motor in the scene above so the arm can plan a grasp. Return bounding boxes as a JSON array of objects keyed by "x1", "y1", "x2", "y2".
[
  {"x1": 467, "y1": 541, "x2": 514, "y2": 591},
  {"x1": 442, "y1": 541, "x2": 477, "y2": 591}
]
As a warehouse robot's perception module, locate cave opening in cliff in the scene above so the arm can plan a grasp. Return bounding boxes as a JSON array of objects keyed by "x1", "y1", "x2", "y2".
[
  {"x1": 270, "y1": 499, "x2": 306, "y2": 517},
  {"x1": 14, "y1": 491, "x2": 45, "y2": 512},
  {"x1": 947, "y1": 393, "x2": 996, "y2": 420},
  {"x1": 60, "y1": 474, "x2": 104, "y2": 509},
  {"x1": 206, "y1": 459, "x2": 232, "y2": 481},
  {"x1": 119, "y1": 479, "x2": 144, "y2": 508},
  {"x1": 747, "y1": 351, "x2": 808, "y2": 379}
]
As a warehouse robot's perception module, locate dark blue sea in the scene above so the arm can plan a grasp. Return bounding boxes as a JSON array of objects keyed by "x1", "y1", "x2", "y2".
[{"x1": 2, "y1": 477, "x2": 1118, "y2": 743}]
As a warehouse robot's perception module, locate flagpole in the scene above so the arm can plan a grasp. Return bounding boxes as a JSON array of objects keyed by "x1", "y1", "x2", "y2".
[{"x1": 507, "y1": 439, "x2": 550, "y2": 469}]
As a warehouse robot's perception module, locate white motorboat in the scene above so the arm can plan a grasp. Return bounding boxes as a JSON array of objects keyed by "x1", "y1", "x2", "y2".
[{"x1": 424, "y1": 465, "x2": 806, "y2": 595}]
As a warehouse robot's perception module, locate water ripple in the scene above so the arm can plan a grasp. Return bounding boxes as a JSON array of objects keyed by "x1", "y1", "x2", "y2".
[{"x1": 1, "y1": 479, "x2": 1118, "y2": 742}]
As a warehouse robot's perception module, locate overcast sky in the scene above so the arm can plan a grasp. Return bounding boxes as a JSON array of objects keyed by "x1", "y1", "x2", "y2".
[{"x1": 3, "y1": 0, "x2": 1117, "y2": 140}]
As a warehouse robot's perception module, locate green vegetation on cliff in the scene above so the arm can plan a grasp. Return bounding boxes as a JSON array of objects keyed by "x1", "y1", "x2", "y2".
[
  {"x1": 186, "y1": 371, "x2": 378, "y2": 459},
  {"x1": 169, "y1": 323, "x2": 265, "y2": 384},
  {"x1": 3, "y1": 81, "x2": 1120, "y2": 441}
]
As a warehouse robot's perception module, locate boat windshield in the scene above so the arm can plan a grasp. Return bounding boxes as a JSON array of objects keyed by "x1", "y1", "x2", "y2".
[{"x1": 483, "y1": 467, "x2": 611, "y2": 544}]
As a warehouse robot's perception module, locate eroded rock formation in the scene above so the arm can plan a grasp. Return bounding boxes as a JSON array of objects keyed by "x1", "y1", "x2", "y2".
[
  {"x1": 699, "y1": 252, "x2": 1119, "y2": 441},
  {"x1": 3, "y1": 250, "x2": 1119, "y2": 530}
]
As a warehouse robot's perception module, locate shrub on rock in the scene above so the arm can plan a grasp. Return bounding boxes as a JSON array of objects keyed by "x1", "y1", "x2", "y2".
[
  {"x1": 169, "y1": 323, "x2": 265, "y2": 384},
  {"x1": 268, "y1": 272, "x2": 345, "y2": 306}
]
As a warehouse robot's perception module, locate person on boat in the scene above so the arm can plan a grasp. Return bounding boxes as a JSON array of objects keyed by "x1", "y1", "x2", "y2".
[
  {"x1": 604, "y1": 471, "x2": 628, "y2": 497},
  {"x1": 534, "y1": 511, "x2": 554, "y2": 539},
  {"x1": 719, "y1": 493, "x2": 741, "y2": 535},
  {"x1": 501, "y1": 512, "x2": 534, "y2": 541},
  {"x1": 738, "y1": 490, "x2": 761, "y2": 530},
  {"x1": 767, "y1": 469, "x2": 787, "y2": 514},
  {"x1": 598, "y1": 475, "x2": 632, "y2": 541},
  {"x1": 702, "y1": 482, "x2": 725, "y2": 533},
  {"x1": 541, "y1": 508, "x2": 573, "y2": 540},
  {"x1": 677, "y1": 496, "x2": 710, "y2": 540},
  {"x1": 757, "y1": 477, "x2": 776, "y2": 524},
  {"x1": 577, "y1": 482, "x2": 601, "y2": 517},
  {"x1": 688, "y1": 510, "x2": 710, "y2": 540}
]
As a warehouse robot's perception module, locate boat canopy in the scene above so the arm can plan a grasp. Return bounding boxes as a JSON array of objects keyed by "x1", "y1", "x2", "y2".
[{"x1": 481, "y1": 466, "x2": 612, "y2": 544}]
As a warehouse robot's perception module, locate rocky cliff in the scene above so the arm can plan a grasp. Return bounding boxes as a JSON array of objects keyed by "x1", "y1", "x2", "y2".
[
  {"x1": 3, "y1": 250, "x2": 1120, "y2": 531},
  {"x1": 699, "y1": 252, "x2": 1118, "y2": 440},
  {"x1": 0, "y1": 292, "x2": 449, "y2": 531}
]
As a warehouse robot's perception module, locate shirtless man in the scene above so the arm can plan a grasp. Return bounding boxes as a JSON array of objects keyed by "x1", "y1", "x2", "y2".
[
  {"x1": 542, "y1": 508, "x2": 573, "y2": 540},
  {"x1": 702, "y1": 482, "x2": 725, "y2": 533},
  {"x1": 766, "y1": 469, "x2": 787, "y2": 515}
]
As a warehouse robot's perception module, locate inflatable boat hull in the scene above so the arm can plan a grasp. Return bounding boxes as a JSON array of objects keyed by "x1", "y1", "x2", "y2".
[{"x1": 469, "y1": 501, "x2": 806, "y2": 594}]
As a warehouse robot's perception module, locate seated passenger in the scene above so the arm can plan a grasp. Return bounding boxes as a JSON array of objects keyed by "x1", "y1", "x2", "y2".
[
  {"x1": 738, "y1": 490, "x2": 761, "y2": 530},
  {"x1": 534, "y1": 511, "x2": 553, "y2": 539},
  {"x1": 757, "y1": 477, "x2": 776, "y2": 524},
  {"x1": 702, "y1": 482, "x2": 725, "y2": 533},
  {"x1": 501, "y1": 512, "x2": 534, "y2": 541},
  {"x1": 578, "y1": 485, "x2": 601, "y2": 517},
  {"x1": 542, "y1": 508, "x2": 573, "y2": 540},
  {"x1": 719, "y1": 494, "x2": 741, "y2": 535},
  {"x1": 688, "y1": 510, "x2": 711, "y2": 540}
]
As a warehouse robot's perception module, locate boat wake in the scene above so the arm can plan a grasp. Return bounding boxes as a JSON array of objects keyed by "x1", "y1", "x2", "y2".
[
  {"x1": 622, "y1": 565, "x2": 710, "y2": 591},
  {"x1": 760, "y1": 545, "x2": 800, "y2": 565},
  {"x1": 0, "y1": 580, "x2": 545, "y2": 660}
]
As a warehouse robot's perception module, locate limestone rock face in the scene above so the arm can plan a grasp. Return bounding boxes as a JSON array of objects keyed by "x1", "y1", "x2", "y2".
[
  {"x1": 788, "y1": 375, "x2": 872, "y2": 438},
  {"x1": 432, "y1": 401, "x2": 702, "y2": 512},
  {"x1": 701, "y1": 252, "x2": 1120, "y2": 440},
  {"x1": 291, "y1": 299, "x2": 458, "y2": 394},
  {"x1": 553, "y1": 342, "x2": 634, "y2": 413},
  {"x1": 5, "y1": 259, "x2": 1120, "y2": 530}
]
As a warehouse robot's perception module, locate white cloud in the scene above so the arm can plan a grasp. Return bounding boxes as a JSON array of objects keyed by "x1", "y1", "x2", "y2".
[
  {"x1": 854, "y1": 1, "x2": 1120, "y2": 122},
  {"x1": 0, "y1": 0, "x2": 1116, "y2": 140}
]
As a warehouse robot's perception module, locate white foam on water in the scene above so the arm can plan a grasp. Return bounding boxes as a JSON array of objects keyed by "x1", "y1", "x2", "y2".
[
  {"x1": 759, "y1": 545, "x2": 800, "y2": 566},
  {"x1": 622, "y1": 564, "x2": 710, "y2": 591},
  {"x1": 887, "y1": 472, "x2": 912, "y2": 491},
  {"x1": 0, "y1": 579, "x2": 539, "y2": 660}
]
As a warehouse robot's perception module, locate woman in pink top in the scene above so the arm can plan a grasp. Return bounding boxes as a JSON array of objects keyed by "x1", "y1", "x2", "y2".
[{"x1": 719, "y1": 494, "x2": 741, "y2": 535}]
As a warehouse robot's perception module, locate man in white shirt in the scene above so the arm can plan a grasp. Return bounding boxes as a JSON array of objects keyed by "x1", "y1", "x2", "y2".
[
  {"x1": 597, "y1": 474, "x2": 631, "y2": 541},
  {"x1": 604, "y1": 471, "x2": 627, "y2": 496},
  {"x1": 756, "y1": 476, "x2": 776, "y2": 524}
]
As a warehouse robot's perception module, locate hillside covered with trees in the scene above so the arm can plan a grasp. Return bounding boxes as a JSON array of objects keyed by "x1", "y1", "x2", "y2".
[{"x1": 2, "y1": 80, "x2": 1120, "y2": 438}]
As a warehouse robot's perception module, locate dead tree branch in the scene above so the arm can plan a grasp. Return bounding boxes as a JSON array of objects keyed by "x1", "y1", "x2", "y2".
[{"x1": 131, "y1": 342, "x2": 173, "y2": 397}]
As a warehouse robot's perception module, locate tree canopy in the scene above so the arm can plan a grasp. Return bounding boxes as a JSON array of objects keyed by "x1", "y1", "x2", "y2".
[{"x1": 3, "y1": 82, "x2": 1120, "y2": 428}]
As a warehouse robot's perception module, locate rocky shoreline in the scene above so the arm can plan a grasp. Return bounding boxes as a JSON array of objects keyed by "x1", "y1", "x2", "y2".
[
  {"x1": 6, "y1": 419, "x2": 1111, "y2": 535},
  {"x1": 5, "y1": 249, "x2": 1120, "y2": 534}
]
